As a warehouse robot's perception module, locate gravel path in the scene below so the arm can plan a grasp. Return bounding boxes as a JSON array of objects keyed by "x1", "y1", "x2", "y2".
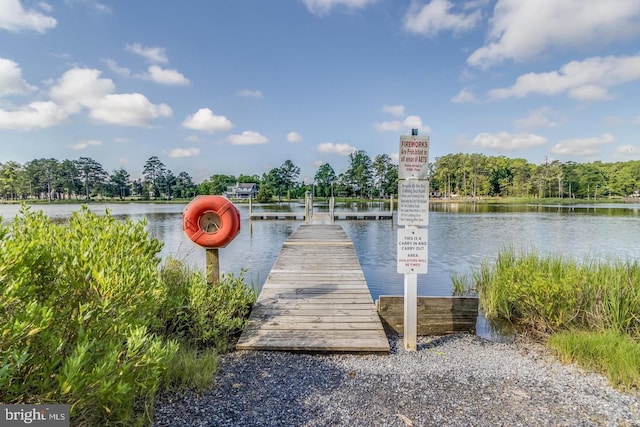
[{"x1": 153, "y1": 334, "x2": 640, "y2": 426}]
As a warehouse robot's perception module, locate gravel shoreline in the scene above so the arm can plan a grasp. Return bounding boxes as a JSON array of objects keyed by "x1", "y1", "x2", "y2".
[{"x1": 153, "y1": 334, "x2": 640, "y2": 426}]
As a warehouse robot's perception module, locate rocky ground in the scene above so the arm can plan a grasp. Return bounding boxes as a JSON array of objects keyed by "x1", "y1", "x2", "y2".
[{"x1": 153, "y1": 334, "x2": 640, "y2": 427}]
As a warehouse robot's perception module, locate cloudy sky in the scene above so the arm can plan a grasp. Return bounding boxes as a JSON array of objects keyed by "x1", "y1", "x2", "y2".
[{"x1": 1, "y1": 0, "x2": 640, "y2": 182}]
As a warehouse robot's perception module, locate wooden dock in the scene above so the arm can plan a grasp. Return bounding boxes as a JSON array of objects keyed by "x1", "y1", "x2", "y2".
[
  {"x1": 236, "y1": 224, "x2": 390, "y2": 353},
  {"x1": 248, "y1": 211, "x2": 393, "y2": 221}
]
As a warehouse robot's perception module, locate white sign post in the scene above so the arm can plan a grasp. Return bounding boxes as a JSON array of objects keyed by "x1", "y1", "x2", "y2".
[{"x1": 397, "y1": 131, "x2": 429, "y2": 351}]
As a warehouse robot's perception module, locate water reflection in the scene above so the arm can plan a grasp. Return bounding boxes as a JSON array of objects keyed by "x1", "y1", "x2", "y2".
[{"x1": 2, "y1": 201, "x2": 639, "y2": 340}]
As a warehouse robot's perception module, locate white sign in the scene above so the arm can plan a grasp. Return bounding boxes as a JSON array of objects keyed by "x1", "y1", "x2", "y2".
[
  {"x1": 398, "y1": 135, "x2": 429, "y2": 179},
  {"x1": 397, "y1": 227, "x2": 428, "y2": 274},
  {"x1": 398, "y1": 181, "x2": 429, "y2": 226}
]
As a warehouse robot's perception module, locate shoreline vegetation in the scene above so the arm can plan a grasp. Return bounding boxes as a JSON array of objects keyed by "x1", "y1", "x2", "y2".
[
  {"x1": 0, "y1": 207, "x2": 257, "y2": 426},
  {"x1": 1, "y1": 195, "x2": 639, "y2": 206},
  {"x1": 454, "y1": 249, "x2": 640, "y2": 390},
  {"x1": 1, "y1": 202, "x2": 639, "y2": 424}
]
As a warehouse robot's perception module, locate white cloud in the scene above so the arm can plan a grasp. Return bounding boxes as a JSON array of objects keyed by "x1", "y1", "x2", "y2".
[
  {"x1": 89, "y1": 93, "x2": 172, "y2": 126},
  {"x1": 185, "y1": 135, "x2": 200, "y2": 142},
  {"x1": 287, "y1": 131, "x2": 303, "y2": 142},
  {"x1": 94, "y1": 3, "x2": 110, "y2": 13},
  {"x1": 0, "y1": 58, "x2": 36, "y2": 96},
  {"x1": 472, "y1": 132, "x2": 547, "y2": 151},
  {"x1": 468, "y1": 0, "x2": 640, "y2": 68},
  {"x1": 227, "y1": 131, "x2": 269, "y2": 145},
  {"x1": 37, "y1": 2, "x2": 52, "y2": 13},
  {"x1": 404, "y1": 0, "x2": 482, "y2": 36},
  {"x1": 514, "y1": 107, "x2": 558, "y2": 130},
  {"x1": 104, "y1": 61, "x2": 190, "y2": 86},
  {"x1": 70, "y1": 139, "x2": 101, "y2": 150},
  {"x1": 450, "y1": 87, "x2": 477, "y2": 104},
  {"x1": 634, "y1": 116, "x2": 640, "y2": 125},
  {"x1": 0, "y1": 101, "x2": 67, "y2": 130},
  {"x1": 0, "y1": 0, "x2": 57, "y2": 32},
  {"x1": 48, "y1": 67, "x2": 171, "y2": 126},
  {"x1": 551, "y1": 133, "x2": 614, "y2": 156},
  {"x1": 316, "y1": 142, "x2": 357, "y2": 155},
  {"x1": 182, "y1": 108, "x2": 233, "y2": 132},
  {"x1": 374, "y1": 114, "x2": 430, "y2": 133},
  {"x1": 103, "y1": 59, "x2": 131, "y2": 77},
  {"x1": 236, "y1": 89, "x2": 262, "y2": 98},
  {"x1": 382, "y1": 104, "x2": 405, "y2": 116},
  {"x1": 49, "y1": 68, "x2": 114, "y2": 113},
  {"x1": 303, "y1": 0, "x2": 376, "y2": 15},
  {"x1": 146, "y1": 65, "x2": 190, "y2": 86},
  {"x1": 488, "y1": 55, "x2": 640, "y2": 101},
  {"x1": 169, "y1": 147, "x2": 200, "y2": 158},
  {"x1": 125, "y1": 43, "x2": 168, "y2": 64}
]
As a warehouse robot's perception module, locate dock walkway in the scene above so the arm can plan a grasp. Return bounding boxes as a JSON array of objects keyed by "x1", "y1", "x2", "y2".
[{"x1": 236, "y1": 224, "x2": 390, "y2": 353}]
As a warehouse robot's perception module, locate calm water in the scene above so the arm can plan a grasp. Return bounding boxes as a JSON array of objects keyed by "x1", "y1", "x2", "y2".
[{"x1": 2, "y1": 201, "x2": 639, "y2": 339}]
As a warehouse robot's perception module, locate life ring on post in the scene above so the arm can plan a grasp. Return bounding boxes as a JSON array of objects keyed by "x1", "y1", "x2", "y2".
[{"x1": 183, "y1": 195, "x2": 241, "y2": 248}]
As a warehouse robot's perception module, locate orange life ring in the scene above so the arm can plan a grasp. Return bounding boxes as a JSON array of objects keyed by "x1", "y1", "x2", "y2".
[{"x1": 183, "y1": 195, "x2": 241, "y2": 248}]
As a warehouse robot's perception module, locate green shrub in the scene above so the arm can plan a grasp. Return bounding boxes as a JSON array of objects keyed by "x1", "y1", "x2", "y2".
[
  {"x1": 0, "y1": 207, "x2": 177, "y2": 425},
  {"x1": 158, "y1": 257, "x2": 257, "y2": 351},
  {"x1": 0, "y1": 206, "x2": 258, "y2": 425}
]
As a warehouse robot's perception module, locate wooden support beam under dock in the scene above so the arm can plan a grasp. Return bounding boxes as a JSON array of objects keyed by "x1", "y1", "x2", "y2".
[{"x1": 236, "y1": 224, "x2": 390, "y2": 353}]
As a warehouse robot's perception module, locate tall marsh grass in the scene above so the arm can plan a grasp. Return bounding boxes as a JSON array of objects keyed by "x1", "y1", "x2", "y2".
[
  {"x1": 468, "y1": 249, "x2": 640, "y2": 337},
  {"x1": 459, "y1": 248, "x2": 640, "y2": 389}
]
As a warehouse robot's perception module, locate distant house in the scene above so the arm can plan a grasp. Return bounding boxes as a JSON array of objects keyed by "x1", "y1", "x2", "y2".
[{"x1": 224, "y1": 183, "x2": 258, "y2": 200}]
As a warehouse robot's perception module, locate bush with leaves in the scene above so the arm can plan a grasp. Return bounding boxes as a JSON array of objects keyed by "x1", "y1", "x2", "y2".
[
  {"x1": 0, "y1": 206, "x2": 257, "y2": 425},
  {"x1": 159, "y1": 258, "x2": 256, "y2": 351},
  {"x1": 0, "y1": 207, "x2": 176, "y2": 425}
]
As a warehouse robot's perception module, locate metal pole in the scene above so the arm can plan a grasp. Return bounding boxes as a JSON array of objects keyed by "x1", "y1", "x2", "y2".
[{"x1": 404, "y1": 271, "x2": 417, "y2": 351}]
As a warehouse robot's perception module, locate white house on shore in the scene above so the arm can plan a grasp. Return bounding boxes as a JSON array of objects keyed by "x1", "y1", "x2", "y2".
[{"x1": 224, "y1": 183, "x2": 258, "y2": 200}]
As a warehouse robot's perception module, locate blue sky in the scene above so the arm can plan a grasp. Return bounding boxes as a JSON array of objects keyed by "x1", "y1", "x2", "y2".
[{"x1": 1, "y1": 0, "x2": 640, "y2": 183}]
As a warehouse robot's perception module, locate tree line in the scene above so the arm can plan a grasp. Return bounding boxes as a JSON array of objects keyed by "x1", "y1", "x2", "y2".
[
  {"x1": 1, "y1": 151, "x2": 638, "y2": 202},
  {"x1": 0, "y1": 151, "x2": 397, "y2": 202},
  {"x1": 432, "y1": 153, "x2": 640, "y2": 199}
]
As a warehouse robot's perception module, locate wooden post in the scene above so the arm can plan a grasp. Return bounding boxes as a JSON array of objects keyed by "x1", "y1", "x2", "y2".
[
  {"x1": 390, "y1": 194, "x2": 394, "y2": 214},
  {"x1": 329, "y1": 196, "x2": 335, "y2": 223},
  {"x1": 206, "y1": 248, "x2": 220, "y2": 285},
  {"x1": 249, "y1": 196, "x2": 252, "y2": 217}
]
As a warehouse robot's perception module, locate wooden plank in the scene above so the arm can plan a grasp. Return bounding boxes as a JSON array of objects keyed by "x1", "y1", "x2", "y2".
[
  {"x1": 376, "y1": 296, "x2": 479, "y2": 335},
  {"x1": 237, "y1": 337, "x2": 389, "y2": 352},
  {"x1": 246, "y1": 314, "x2": 382, "y2": 323},
  {"x1": 241, "y1": 329, "x2": 387, "y2": 340},
  {"x1": 244, "y1": 321, "x2": 384, "y2": 330},
  {"x1": 236, "y1": 224, "x2": 390, "y2": 353}
]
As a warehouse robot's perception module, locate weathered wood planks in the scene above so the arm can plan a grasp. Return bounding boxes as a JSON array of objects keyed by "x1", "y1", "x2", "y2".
[
  {"x1": 236, "y1": 224, "x2": 390, "y2": 353},
  {"x1": 376, "y1": 296, "x2": 479, "y2": 335}
]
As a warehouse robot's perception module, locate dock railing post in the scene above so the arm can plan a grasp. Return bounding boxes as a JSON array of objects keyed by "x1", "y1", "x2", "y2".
[
  {"x1": 329, "y1": 196, "x2": 335, "y2": 223},
  {"x1": 305, "y1": 191, "x2": 310, "y2": 223}
]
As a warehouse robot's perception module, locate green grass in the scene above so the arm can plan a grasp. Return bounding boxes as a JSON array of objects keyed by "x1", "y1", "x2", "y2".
[
  {"x1": 163, "y1": 346, "x2": 219, "y2": 392},
  {"x1": 549, "y1": 330, "x2": 640, "y2": 390},
  {"x1": 459, "y1": 248, "x2": 640, "y2": 390}
]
